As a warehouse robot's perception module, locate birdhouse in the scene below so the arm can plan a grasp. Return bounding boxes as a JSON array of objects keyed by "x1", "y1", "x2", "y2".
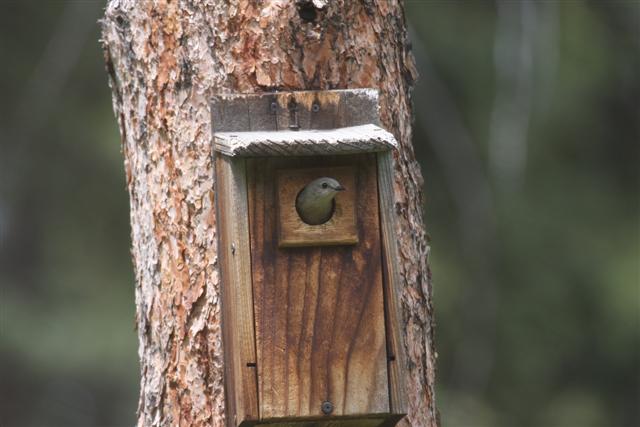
[{"x1": 212, "y1": 89, "x2": 407, "y2": 427}]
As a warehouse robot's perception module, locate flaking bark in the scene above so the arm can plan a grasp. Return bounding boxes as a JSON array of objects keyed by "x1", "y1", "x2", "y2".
[{"x1": 101, "y1": 1, "x2": 436, "y2": 426}]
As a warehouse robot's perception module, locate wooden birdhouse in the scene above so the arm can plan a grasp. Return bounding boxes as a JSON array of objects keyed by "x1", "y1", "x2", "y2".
[{"x1": 212, "y1": 89, "x2": 407, "y2": 427}]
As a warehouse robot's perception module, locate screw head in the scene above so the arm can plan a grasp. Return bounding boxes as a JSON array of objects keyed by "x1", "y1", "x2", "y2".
[
  {"x1": 312, "y1": 102, "x2": 320, "y2": 113},
  {"x1": 321, "y1": 400, "x2": 333, "y2": 415}
]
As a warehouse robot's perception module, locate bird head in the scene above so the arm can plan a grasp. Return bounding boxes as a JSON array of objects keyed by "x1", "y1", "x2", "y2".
[
  {"x1": 305, "y1": 177, "x2": 345, "y2": 201},
  {"x1": 295, "y1": 176, "x2": 346, "y2": 225}
]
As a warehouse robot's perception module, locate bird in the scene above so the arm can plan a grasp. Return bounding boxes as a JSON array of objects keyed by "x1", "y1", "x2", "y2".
[{"x1": 295, "y1": 177, "x2": 345, "y2": 225}]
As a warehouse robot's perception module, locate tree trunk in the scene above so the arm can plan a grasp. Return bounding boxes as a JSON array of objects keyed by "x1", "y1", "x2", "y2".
[{"x1": 101, "y1": 1, "x2": 436, "y2": 426}]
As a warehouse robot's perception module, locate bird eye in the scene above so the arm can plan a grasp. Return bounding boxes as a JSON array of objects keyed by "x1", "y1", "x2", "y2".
[{"x1": 321, "y1": 182, "x2": 328, "y2": 189}]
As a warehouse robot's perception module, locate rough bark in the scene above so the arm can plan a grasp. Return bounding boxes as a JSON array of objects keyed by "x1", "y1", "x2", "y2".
[{"x1": 101, "y1": 1, "x2": 436, "y2": 426}]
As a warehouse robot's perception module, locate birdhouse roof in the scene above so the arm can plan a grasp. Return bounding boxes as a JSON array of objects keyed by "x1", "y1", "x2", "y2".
[{"x1": 213, "y1": 124, "x2": 397, "y2": 157}]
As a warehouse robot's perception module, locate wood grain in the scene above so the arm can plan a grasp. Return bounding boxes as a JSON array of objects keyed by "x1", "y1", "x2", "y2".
[
  {"x1": 277, "y1": 166, "x2": 358, "y2": 247},
  {"x1": 215, "y1": 155, "x2": 259, "y2": 426},
  {"x1": 213, "y1": 125, "x2": 397, "y2": 158},
  {"x1": 249, "y1": 414, "x2": 404, "y2": 427},
  {"x1": 376, "y1": 152, "x2": 409, "y2": 415},
  {"x1": 211, "y1": 90, "x2": 379, "y2": 133},
  {"x1": 247, "y1": 154, "x2": 390, "y2": 421}
]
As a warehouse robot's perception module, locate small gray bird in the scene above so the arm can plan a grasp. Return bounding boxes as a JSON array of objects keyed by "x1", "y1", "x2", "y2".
[{"x1": 295, "y1": 177, "x2": 346, "y2": 225}]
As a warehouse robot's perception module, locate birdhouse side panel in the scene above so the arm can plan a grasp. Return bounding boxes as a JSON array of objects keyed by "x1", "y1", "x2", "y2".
[
  {"x1": 214, "y1": 155, "x2": 260, "y2": 425},
  {"x1": 246, "y1": 154, "x2": 390, "y2": 421}
]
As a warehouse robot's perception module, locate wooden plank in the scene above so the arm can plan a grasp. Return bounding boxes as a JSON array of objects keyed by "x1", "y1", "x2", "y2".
[
  {"x1": 213, "y1": 124, "x2": 397, "y2": 158},
  {"x1": 211, "y1": 89, "x2": 380, "y2": 133},
  {"x1": 277, "y1": 166, "x2": 358, "y2": 247},
  {"x1": 212, "y1": 95, "x2": 250, "y2": 132},
  {"x1": 308, "y1": 92, "x2": 340, "y2": 130},
  {"x1": 376, "y1": 151, "x2": 408, "y2": 415},
  {"x1": 274, "y1": 92, "x2": 295, "y2": 131},
  {"x1": 215, "y1": 154, "x2": 260, "y2": 425},
  {"x1": 248, "y1": 414, "x2": 404, "y2": 426},
  {"x1": 247, "y1": 94, "x2": 278, "y2": 131},
  {"x1": 247, "y1": 154, "x2": 390, "y2": 421},
  {"x1": 336, "y1": 89, "x2": 381, "y2": 128}
]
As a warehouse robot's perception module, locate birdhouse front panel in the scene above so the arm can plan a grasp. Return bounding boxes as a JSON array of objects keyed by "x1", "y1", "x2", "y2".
[{"x1": 246, "y1": 154, "x2": 388, "y2": 420}]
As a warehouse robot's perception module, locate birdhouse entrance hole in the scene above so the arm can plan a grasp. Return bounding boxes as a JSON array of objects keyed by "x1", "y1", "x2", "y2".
[
  {"x1": 212, "y1": 90, "x2": 407, "y2": 427},
  {"x1": 277, "y1": 165, "x2": 358, "y2": 247},
  {"x1": 294, "y1": 187, "x2": 336, "y2": 226}
]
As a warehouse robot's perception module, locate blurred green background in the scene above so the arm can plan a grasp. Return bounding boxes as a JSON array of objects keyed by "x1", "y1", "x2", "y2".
[{"x1": 0, "y1": 1, "x2": 638, "y2": 426}]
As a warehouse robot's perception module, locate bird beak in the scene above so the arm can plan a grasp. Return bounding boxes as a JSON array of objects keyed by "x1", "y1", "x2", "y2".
[{"x1": 334, "y1": 184, "x2": 346, "y2": 191}]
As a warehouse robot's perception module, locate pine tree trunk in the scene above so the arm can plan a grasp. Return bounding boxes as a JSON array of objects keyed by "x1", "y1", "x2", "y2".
[{"x1": 101, "y1": 1, "x2": 436, "y2": 426}]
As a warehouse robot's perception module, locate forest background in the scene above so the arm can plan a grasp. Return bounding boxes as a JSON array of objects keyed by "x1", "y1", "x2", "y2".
[{"x1": 1, "y1": 1, "x2": 638, "y2": 426}]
